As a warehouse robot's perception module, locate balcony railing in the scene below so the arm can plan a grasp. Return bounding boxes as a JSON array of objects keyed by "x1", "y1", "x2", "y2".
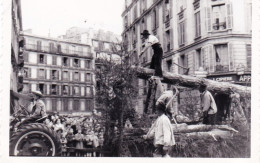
[{"x1": 25, "y1": 44, "x2": 93, "y2": 58}]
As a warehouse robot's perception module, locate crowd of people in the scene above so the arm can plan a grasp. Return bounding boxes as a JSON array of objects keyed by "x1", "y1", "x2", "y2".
[{"x1": 44, "y1": 113, "x2": 105, "y2": 157}]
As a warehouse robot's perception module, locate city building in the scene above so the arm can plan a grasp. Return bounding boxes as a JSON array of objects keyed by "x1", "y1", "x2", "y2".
[
  {"x1": 10, "y1": 0, "x2": 24, "y2": 114},
  {"x1": 21, "y1": 33, "x2": 95, "y2": 114},
  {"x1": 11, "y1": 0, "x2": 24, "y2": 93},
  {"x1": 122, "y1": 0, "x2": 252, "y2": 115},
  {"x1": 59, "y1": 27, "x2": 122, "y2": 113}
]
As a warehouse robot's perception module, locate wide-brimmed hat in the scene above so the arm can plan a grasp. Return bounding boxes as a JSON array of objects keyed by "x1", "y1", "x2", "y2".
[
  {"x1": 140, "y1": 30, "x2": 150, "y2": 36},
  {"x1": 32, "y1": 90, "x2": 43, "y2": 97}
]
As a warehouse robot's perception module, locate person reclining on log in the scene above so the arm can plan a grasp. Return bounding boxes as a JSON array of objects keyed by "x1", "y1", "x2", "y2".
[
  {"x1": 143, "y1": 85, "x2": 178, "y2": 157},
  {"x1": 11, "y1": 90, "x2": 47, "y2": 125},
  {"x1": 140, "y1": 30, "x2": 163, "y2": 78},
  {"x1": 199, "y1": 84, "x2": 217, "y2": 125}
]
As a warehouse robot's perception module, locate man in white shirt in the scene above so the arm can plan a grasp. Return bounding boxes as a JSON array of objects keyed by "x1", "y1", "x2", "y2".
[
  {"x1": 199, "y1": 84, "x2": 217, "y2": 125},
  {"x1": 143, "y1": 85, "x2": 178, "y2": 157},
  {"x1": 140, "y1": 30, "x2": 163, "y2": 77}
]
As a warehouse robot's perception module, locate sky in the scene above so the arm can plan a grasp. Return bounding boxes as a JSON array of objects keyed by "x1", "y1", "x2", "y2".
[{"x1": 21, "y1": 0, "x2": 124, "y2": 37}]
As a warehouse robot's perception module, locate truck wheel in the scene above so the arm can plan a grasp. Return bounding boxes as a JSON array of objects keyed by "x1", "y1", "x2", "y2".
[{"x1": 10, "y1": 123, "x2": 61, "y2": 156}]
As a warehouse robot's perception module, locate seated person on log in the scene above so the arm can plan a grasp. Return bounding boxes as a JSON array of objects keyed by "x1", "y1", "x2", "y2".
[
  {"x1": 140, "y1": 30, "x2": 163, "y2": 78},
  {"x1": 199, "y1": 84, "x2": 217, "y2": 125}
]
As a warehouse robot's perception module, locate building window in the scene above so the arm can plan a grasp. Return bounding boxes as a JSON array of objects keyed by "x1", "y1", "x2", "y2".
[
  {"x1": 38, "y1": 69, "x2": 45, "y2": 79},
  {"x1": 195, "y1": 48, "x2": 203, "y2": 71},
  {"x1": 195, "y1": 11, "x2": 201, "y2": 38},
  {"x1": 49, "y1": 42, "x2": 55, "y2": 53},
  {"x1": 215, "y1": 44, "x2": 228, "y2": 72},
  {"x1": 85, "y1": 60, "x2": 91, "y2": 69},
  {"x1": 74, "y1": 100, "x2": 80, "y2": 111},
  {"x1": 52, "y1": 56, "x2": 57, "y2": 65},
  {"x1": 178, "y1": 21, "x2": 185, "y2": 46},
  {"x1": 124, "y1": 15, "x2": 128, "y2": 29},
  {"x1": 85, "y1": 73, "x2": 92, "y2": 82},
  {"x1": 179, "y1": 55, "x2": 188, "y2": 74},
  {"x1": 63, "y1": 57, "x2": 69, "y2": 66},
  {"x1": 38, "y1": 84, "x2": 45, "y2": 94},
  {"x1": 166, "y1": 30, "x2": 171, "y2": 52},
  {"x1": 37, "y1": 41, "x2": 42, "y2": 51},
  {"x1": 212, "y1": 5, "x2": 226, "y2": 30},
  {"x1": 52, "y1": 70, "x2": 59, "y2": 80},
  {"x1": 51, "y1": 84, "x2": 57, "y2": 95},
  {"x1": 52, "y1": 99, "x2": 57, "y2": 111},
  {"x1": 164, "y1": 0, "x2": 170, "y2": 21},
  {"x1": 74, "y1": 72, "x2": 79, "y2": 81},
  {"x1": 153, "y1": 9, "x2": 157, "y2": 30},
  {"x1": 86, "y1": 86, "x2": 92, "y2": 97},
  {"x1": 166, "y1": 60, "x2": 172, "y2": 72},
  {"x1": 24, "y1": 67, "x2": 28, "y2": 78},
  {"x1": 39, "y1": 54, "x2": 45, "y2": 64},
  {"x1": 73, "y1": 58, "x2": 80, "y2": 67},
  {"x1": 62, "y1": 85, "x2": 69, "y2": 95},
  {"x1": 63, "y1": 71, "x2": 69, "y2": 80},
  {"x1": 74, "y1": 86, "x2": 80, "y2": 96},
  {"x1": 57, "y1": 44, "x2": 61, "y2": 53},
  {"x1": 85, "y1": 100, "x2": 92, "y2": 111},
  {"x1": 133, "y1": 5, "x2": 137, "y2": 20},
  {"x1": 246, "y1": 44, "x2": 251, "y2": 69}
]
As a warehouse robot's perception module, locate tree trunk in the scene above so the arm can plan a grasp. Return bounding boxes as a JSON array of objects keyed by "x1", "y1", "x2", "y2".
[{"x1": 134, "y1": 66, "x2": 251, "y2": 96}]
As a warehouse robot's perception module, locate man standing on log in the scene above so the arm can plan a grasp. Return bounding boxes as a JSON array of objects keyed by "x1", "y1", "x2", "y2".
[
  {"x1": 140, "y1": 30, "x2": 163, "y2": 77},
  {"x1": 199, "y1": 84, "x2": 218, "y2": 125}
]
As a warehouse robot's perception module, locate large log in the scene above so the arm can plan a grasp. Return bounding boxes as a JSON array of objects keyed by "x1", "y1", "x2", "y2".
[{"x1": 134, "y1": 66, "x2": 251, "y2": 96}]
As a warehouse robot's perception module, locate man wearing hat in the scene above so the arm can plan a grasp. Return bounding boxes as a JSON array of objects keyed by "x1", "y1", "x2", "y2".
[
  {"x1": 30, "y1": 90, "x2": 47, "y2": 119},
  {"x1": 199, "y1": 84, "x2": 217, "y2": 125},
  {"x1": 140, "y1": 30, "x2": 163, "y2": 77}
]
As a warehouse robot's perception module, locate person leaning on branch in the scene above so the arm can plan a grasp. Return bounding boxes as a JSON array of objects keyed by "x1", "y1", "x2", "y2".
[
  {"x1": 199, "y1": 84, "x2": 217, "y2": 125},
  {"x1": 140, "y1": 30, "x2": 163, "y2": 77},
  {"x1": 143, "y1": 83, "x2": 178, "y2": 157}
]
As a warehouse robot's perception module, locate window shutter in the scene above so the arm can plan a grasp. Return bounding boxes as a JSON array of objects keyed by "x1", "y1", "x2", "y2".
[
  {"x1": 208, "y1": 45, "x2": 215, "y2": 72},
  {"x1": 226, "y1": 3, "x2": 233, "y2": 29},
  {"x1": 79, "y1": 86, "x2": 81, "y2": 96},
  {"x1": 79, "y1": 72, "x2": 81, "y2": 82},
  {"x1": 53, "y1": 56, "x2": 56, "y2": 65},
  {"x1": 37, "y1": 54, "x2": 40, "y2": 64},
  {"x1": 28, "y1": 68, "x2": 31, "y2": 78},
  {"x1": 44, "y1": 55, "x2": 47, "y2": 64},
  {"x1": 201, "y1": 46, "x2": 207, "y2": 71},
  {"x1": 170, "y1": 29, "x2": 174, "y2": 50},
  {"x1": 44, "y1": 84, "x2": 47, "y2": 95},
  {"x1": 195, "y1": 51, "x2": 199, "y2": 71},
  {"x1": 90, "y1": 86, "x2": 93, "y2": 96},
  {"x1": 206, "y1": 7, "x2": 212, "y2": 32},
  {"x1": 228, "y1": 43, "x2": 234, "y2": 71},
  {"x1": 45, "y1": 69, "x2": 47, "y2": 79},
  {"x1": 68, "y1": 72, "x2": 70, "y2": 81},
  {"x1": 190, "y1": 51, "x2": 196, "y2": 74},
  {"x1": 178, "y1": 57, "x2": 181, "y2": 74},
  {"x1": 23, "y1": 52, "x2": 28, "y2": 62},
  {"x1": 156, "y1": 7, "x2": 159, "y2": 28},
  {"x1": 29, "y1": 83, "x2": 31, "y2": 93},
  {"x1": 178, "y1": 24, "x2": 181, "y2": 46},
  {"x1": 163, "y1": 1, "x2": 165, "y2": 22},
  {"x1": 37, "y1": 69, "x2": 39, "y2": 78},
  {"x1": 169, "y1": 0, "x2": 173, "y2": 19},
  {"x1": 73, "y1": 71, "x2": 75, "y2": 81},
  {"x1": 57, "y1": 71, "x2": 59, "y2": 80},
  {"x1": 163, "y1": 33, "x2": 167, "y2": 52}
]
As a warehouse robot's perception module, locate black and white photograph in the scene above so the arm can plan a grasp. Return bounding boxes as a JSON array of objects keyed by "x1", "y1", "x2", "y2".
[{"x1": 1, "y1": 0, "x2": 260, "y2": 161}]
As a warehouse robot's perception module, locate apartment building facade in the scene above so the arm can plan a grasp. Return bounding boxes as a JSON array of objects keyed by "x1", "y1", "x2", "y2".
[
  {"x1": 122, "y1": 0, "x2": 252, "y2": 115},
  {"x1": 21, "y1": 33, "x2": 95, "y2": 114}
]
